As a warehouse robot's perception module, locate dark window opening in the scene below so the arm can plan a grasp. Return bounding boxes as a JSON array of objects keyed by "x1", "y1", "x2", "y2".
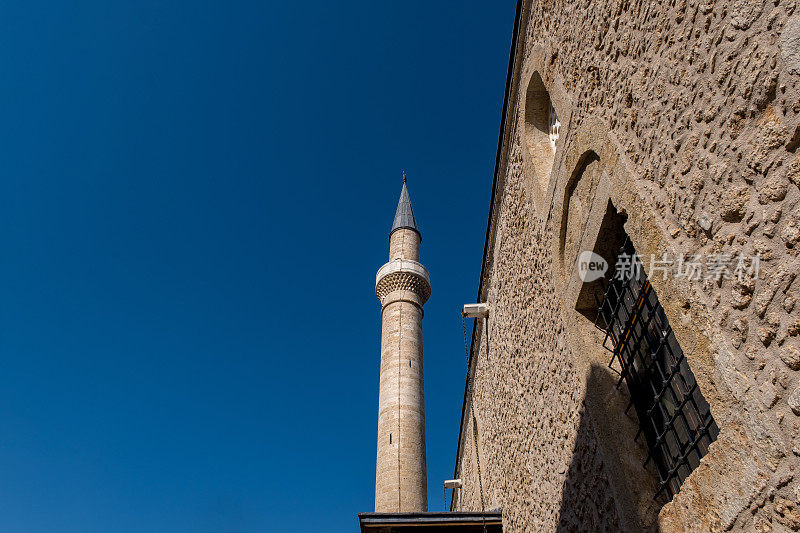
[
  {"x1": 575, "y1": 200, "x2": 627, "y2": 322},
  {"x1": 594, "y1": 237, "x2": 719, "y2": 500},
  {"x1": 389, "y1": 433, "x2": 392, "y2": 444}
]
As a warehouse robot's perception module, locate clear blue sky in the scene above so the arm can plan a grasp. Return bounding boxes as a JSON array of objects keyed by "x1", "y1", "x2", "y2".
[{"x1": 0, "y1": 1, "x2": 516, "y2": 531}]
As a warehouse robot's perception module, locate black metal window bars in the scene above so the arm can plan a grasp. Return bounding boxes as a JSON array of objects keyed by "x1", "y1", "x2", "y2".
[{"x1": 594, "y1": 239, "x2": 719, "y2": 500}]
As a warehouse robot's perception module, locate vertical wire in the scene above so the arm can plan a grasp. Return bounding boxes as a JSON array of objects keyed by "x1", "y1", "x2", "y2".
[{"x1": 463, "y1": 313, "x2": 487, "y2": 532}]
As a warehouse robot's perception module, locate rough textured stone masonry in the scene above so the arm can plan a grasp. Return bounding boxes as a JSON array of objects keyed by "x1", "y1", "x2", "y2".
[{"x1": 452, "y1": 0, "x2": 800, "y2": 531}]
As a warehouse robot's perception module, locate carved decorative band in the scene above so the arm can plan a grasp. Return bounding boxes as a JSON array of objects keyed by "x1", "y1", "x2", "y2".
[
  {"x1": 375, "y1": 260, "x2": 431, "y2": 304},
  {"x1": 376, "y1": 271, "x2": 431, "y2": 303}
]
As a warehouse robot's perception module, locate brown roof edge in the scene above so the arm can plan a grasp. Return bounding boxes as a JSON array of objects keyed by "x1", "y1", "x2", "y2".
[
  {"x1": 452, "y1": 0, "x2": 528, "y2": 493},
  {"x1": 359, "y1": 511, "x2": 503, "y2": 531}
]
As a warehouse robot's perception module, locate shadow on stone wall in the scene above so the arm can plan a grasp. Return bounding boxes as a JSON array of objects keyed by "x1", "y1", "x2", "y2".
[{"x1": 555, "y1": 365, "x2": 663, "y2": 532}]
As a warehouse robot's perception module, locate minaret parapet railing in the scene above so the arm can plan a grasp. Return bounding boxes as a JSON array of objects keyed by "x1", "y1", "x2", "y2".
[{"x1": 375, "y1": 259, "x2": 431, "y2": 304}]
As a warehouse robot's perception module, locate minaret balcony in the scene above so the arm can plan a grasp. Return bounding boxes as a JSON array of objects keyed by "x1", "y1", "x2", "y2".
[{"x1": 375, "y1": 259, "x2": 431, "y2": 305}]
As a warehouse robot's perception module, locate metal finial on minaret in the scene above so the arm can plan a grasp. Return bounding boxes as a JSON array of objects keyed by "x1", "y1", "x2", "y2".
[
  {"x1": 374, "y1": 180, "x2": 430, "y2": 513},
  {"x1": 402, "y1": 169, "x2": 407, "y2": 184}
]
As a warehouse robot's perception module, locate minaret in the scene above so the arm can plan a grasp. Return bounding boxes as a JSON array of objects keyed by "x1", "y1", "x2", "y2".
[{"x1": 374, "y1": 175, "x2": 430, "y2": 512}]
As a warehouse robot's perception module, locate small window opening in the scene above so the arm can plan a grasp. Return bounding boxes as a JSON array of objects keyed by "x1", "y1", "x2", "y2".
[
  {"x1": 389, "y1": 433, "x2": 392, "y2": 444},
  {"x1": 410, "y1": 359, "x2": 412, "y2": 367},
  {"x1": 523, "y1": 72, "x2": 559, "y2": 191},
  {"x1": 594, "y1": 237, "x2": 719, "y2": 500},
  {"x1": 549, "y1": 103, "x2": 560, "y2": 148}
]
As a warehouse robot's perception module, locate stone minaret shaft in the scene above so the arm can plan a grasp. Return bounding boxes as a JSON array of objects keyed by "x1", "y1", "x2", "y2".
[{"x1": 374, "y1": 179, "x2": 430, "y2": 512}]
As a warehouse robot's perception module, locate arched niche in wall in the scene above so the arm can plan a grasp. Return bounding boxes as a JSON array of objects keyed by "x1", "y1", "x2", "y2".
[
  {"x1": 558, "y1": 150, "x2": 603, "y2": 274},
  {"x1": 553, "y1": 142, "x2": 668, "y2": 528},
  {"x1": 522, "y1": 71, "x2": 560, "y2": 197},
  {"x1": 550, "y1": 119, "x2": 731, "y2": 526}
]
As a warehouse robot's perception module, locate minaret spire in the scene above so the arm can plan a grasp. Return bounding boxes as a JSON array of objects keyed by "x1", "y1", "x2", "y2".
[
  {"x1": 374, "y1": 179, "x2": 430, "y2": 512},
  {"x1": 391, "y1": 173, "x2": 419, "y2": 237}
]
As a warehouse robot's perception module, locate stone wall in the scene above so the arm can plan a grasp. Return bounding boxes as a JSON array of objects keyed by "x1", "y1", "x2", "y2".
[{"x1": 453, "y1": 0, "x2": 800, "y2": 531}]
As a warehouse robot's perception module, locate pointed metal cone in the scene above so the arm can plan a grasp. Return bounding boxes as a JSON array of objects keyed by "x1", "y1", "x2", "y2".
[{"x1": 390, "y1": 181, "x2": 419, "y2": 236}]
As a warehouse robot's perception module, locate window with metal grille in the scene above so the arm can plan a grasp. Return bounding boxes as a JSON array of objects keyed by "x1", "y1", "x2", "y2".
[{"x1": 594, "y1": 238, "x2": 719, "y2": 500}]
